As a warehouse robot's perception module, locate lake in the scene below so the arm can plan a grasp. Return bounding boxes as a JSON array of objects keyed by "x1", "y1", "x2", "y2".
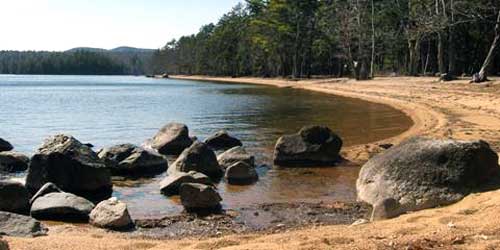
[{"x1": 0, "y1": 75, "x2": 412, "y2": 218}]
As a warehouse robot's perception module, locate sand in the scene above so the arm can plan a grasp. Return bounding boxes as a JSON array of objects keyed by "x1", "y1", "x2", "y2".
[{"x1": 6, "y1": 76, "x2": 500, "y2": 249}]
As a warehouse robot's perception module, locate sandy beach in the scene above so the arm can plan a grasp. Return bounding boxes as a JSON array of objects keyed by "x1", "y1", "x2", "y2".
[{"x1": 6, "y1": 76, "x2": 500, "y2": 249}]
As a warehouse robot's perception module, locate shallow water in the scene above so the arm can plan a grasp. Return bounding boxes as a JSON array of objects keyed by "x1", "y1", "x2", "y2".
[{"x1": 0, "y1": 75, "x2": 412, "y2": 218}]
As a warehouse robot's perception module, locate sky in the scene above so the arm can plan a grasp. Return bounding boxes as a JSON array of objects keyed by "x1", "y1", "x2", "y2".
[{"x1": 0, "y1": 0, "x2": 242, "y2": 51}]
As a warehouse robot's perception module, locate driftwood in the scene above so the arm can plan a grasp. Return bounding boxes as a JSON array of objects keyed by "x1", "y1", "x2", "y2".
[{"x1": 472, "y1": 10, "x2": 500, "y2": 83}]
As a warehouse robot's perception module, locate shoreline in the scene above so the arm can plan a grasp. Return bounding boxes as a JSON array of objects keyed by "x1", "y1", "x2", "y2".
[
  {"x1": 170, "y1": 75, "x2": 447, "y2": 163},
  {"x1": 7, "y1": 76, "x2": 500, "y2": 249}
]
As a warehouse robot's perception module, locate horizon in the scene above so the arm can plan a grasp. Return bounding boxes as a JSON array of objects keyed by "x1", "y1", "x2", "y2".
[{"x1": 0, "y1": 0, "x2": 242, "y2": 52}]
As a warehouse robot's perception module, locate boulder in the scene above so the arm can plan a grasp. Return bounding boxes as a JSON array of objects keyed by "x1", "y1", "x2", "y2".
[
  {"x1": 89, "y1": 197, "x2": 133, "y2": 230},
  {"x1": 160, "y1": 171, "x2": 212, "y2": 196},
  {"x1": 273, "y1": 126, "x2": 343, "y2": 167},
  {"x1": 357, "y1": 137, "x2": 500, "y2": 217},
  {"x1": 144, "y1": 123, "x2": 193, "y2": 155},
  {"x1": 217, "y1": 146, "x2": 255, "y2": 169},
  {"x1": 0, "y1": 212, "x2": 47, "y2": 237},
  {"x1": 98, "y1": 144, "x2": 168, "y2": 176},
  {"x1": 26, "y1": 134, "x2": 112, "y2": 202},
  {"x1": 0, "y1": 139, "x2": 13, "y2": 152},
  {"x1": 439, "y1": 73, "x2": 456, "y2": 82},
  {"x1": 179, "y1": 183, "x2": 222, "y2": 211},
  {"x1": 31, "y1": 192, "x2": 95, "y2": 221},
  {"x1": 225, "y1": 161, "x2": 258, "y2": 185},
  {"x1": 0, "y1": 152, "x2": 29, "y2": 172},
  {"x1": 29, "y1": 182, "x2": 63, "y2": 205},
  {"x1": 168, "y1": 141, "x2": 223, "y2": 179},
  {"x1": 204, "y1": 130, "x2": 242, "y2": 150},
  {"x1": 0, "y1": 181, "x2": 30, "y2": 214}
]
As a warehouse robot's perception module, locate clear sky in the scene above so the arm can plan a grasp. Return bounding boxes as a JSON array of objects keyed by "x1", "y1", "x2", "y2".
[{"x1": 0, "y1": 0, "x2": 242, "y2": 51}]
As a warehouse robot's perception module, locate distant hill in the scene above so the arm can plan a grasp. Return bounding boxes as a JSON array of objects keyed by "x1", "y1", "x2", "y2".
[{"x1": 66, "y1": 46, "x2": 156, "y2": 53}]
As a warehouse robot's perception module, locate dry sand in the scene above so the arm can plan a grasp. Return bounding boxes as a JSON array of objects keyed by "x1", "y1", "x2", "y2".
[{"x1": 7, "y1": 76, "x2": 500, "y2": 249}]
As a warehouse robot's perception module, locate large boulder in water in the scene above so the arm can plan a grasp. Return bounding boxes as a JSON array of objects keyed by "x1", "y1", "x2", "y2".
[
  {"x1": 31, "y1": 192, "x2": 95, "y2": 221},
  {"x1": 273, "y1": 126, "x2": 343, "y2": 167},
  {"x1": 204, "y1": 130, "x2": 242, "y2": 150},
  {"x1": 98, "y1": 144, "x2": 168, "y2": 176},
  {"x1": 89, "y1": 197, "x2": 134, "y2": 230},
  {"x1": 26, "y1": 134, "x2": 112, "y2": 202},
  {"x1": 0, "y1": 211, "x2": 47, "y2": 237},
  {"x1": 0, "y1": 181, "x2": 30, "y2": 214},
  {"x1": 357, "y1": 137, "x2": 500, "y2": 219},
  {"x1": 0, "y1": 152, "x2": 29, "y2": 172},
  {"x1": 144, "y1": 123, "x2": 193, "y2": 155},
  {"x1": 0, "y1": 139, "x2": 13, "y2": 152},
  {"x1": 217, "y1": 146, "x2": 255, "y2": 170},
  {"x1": 168, "y1": 141, "x2": 223, "y2": 179},
  {"x1": 179, "y1": 183, "x2": 222, "y2": 212},
  {"x1": 160, "y1": 171, "x2": 212, "y2": 196}
]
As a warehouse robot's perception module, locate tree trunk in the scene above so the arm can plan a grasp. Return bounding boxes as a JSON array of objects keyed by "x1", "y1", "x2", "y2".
[
  {"x1": 437, "y1": 32, "x2": 445, "y2": 74},
  {"x1": 448, "y1": 0, "x2": 456, "y2": 76},
  {"x1": 472, "y1": 10, "x2": 500, "y2": 83},
  {"x1": 370, "y1": 0, "x2": 375, "y2": 78}
]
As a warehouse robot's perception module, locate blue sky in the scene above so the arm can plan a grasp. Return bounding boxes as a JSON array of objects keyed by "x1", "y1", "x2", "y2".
[{"x1": 0, "y1": 0, "x2": 242, "y2": 51}]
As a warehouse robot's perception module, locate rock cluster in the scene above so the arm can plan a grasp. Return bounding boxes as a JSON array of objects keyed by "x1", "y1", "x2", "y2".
[{"x1": 98, "y1": 144, "x2": 168, "y2": 176}]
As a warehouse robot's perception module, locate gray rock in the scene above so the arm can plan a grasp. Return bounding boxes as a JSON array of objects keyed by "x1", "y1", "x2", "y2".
[
  {"x1": 0, "y1": 152, "x2": 29, "y2": 172},
  {"x1": 89, "y1": 198, "x2": 133, "y2": 230},
  {"x1": 0, "y1": 181, "x2": 30, "y2": 214},
  {"x1": 370, "y1": 198, "x2": 402, "y2": 221},
  {"x1": 0, "y1": 211, "x2": 47, "y2": 237},
  {"x1": 357, "y1": 137, "x2": 500, "y2": 217},
  {"x1": 273, "y1": 125, "x2": 343, "y2": 167},
  {"x1": 168, "y1": 141, "x2": 223, "y2": 179},
  {"x1": 98, "y1": 144, "x2": 168, "y2": 176},
  {"x1": 144, "y1": 123, "x2": 193, "y2": 155},
  {"x1": 225, "y1": 161, "x2": 258, "y2": 185},
  {"x1": 26, "y1": 134, "x2": 112, "y2": 202},
  {"x1": 31, "y1": 192, "x2": 95, "y2": 221},
  {"x1": 160, "y1": 171, "x2": 212, "y2": 196},
  {"x1": 204, "y1": 130, "x2": 242, "y2": 150},
  {"x1": 217, "y1": 146, "x2": 255, "y2": 169},
  {"x1": 179, "y1": 183, "x2": 222, "y2": 211},
  {"x1": 29, "y1": 182, "x2": 62, "y2": 205},
  {"x1": 0, "y1": 139, "x2": 13, "y2": 152}
]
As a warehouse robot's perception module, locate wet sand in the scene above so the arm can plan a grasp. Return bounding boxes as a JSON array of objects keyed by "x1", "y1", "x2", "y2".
[{"x1": 7, "y1": 76, "x2": 500, "y2": 249}]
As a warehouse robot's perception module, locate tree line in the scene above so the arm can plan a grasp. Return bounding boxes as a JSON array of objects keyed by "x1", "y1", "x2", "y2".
[
  {"x1": 0, "y1": 50, "x2": 154, "y2": 75},
  {"x1": 152, "y1": 0, "x2": 500, "y2": 82}
]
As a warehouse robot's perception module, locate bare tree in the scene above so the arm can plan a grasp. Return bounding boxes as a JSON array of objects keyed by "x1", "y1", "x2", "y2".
[{"x1": 472, "y1": 10, "x2": 500, "y2": 83}]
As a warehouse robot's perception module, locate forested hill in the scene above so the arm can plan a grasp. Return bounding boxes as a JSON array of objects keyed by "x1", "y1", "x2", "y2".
[
  {"x1": 0, "y1": 47, "x2": 156, "y2": 75},
  {"x1": 152, "y1": 0, "x2": 500, "y2": 82}
]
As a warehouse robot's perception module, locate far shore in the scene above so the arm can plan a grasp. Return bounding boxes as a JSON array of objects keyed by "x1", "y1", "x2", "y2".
[{"x1": 7, "y1": 75, "x2": 500, "y2": 249}]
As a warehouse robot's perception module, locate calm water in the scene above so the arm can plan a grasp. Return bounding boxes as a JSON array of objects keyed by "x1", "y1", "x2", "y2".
[{"x1": 0, "y1": 75, "x2": 412, "y2": 218}]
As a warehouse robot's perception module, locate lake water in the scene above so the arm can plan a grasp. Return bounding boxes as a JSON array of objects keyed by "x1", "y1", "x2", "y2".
[{"x1": 0, "y1": 75, "x2": 412, "y2": 218}]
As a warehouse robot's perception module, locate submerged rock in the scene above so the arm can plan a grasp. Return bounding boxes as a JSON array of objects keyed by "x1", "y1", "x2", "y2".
[
  {"x1": 225, "y1": 161, "x2": 258, "y2": 185},
  {"x1": 168, "y1": 141, "x2": 223, "y2": 179},
  {"x1": 204, "y1": 130, "x2": 242, "y2": 150},
  {"x1": 0, "y1": 211, "x2": 47, "y2": 237},
  {"x1": 31, "y1": 192, "x2": 95, "y2": 221},
  {"x1": 160, "y1": 171, "x2": 212, "y2": 196},
  {"x1": 179, "y1": 183, "x2": 222, "y2": 212},
  {"x1": 357, "y1": 137, "x2": 500, "y2": 218},
  {"x1": 26, "y1": 134, "x2": 112, "y2": 202},
  {"x1": 217, "y1": 146, "x2": 255, "y2": 169},
  {"x1": 89, "y1": 198, "x2": 133, "y2": 230},
  {"x1": 144, "y1": 123, "x2": 193, "y2": 155},
  {"x1": 273, "y1": 125, "x2": 343, "y2": 167},
  {"x1": 98, "y1": 144, "x2": 168, "y2": 176},
  {"x1": 0, "y1": 152, "x2": 29, "y2": 172},
  {"x1": 0, "y1": 139, "x2": 13, "y2": 152},
  {"x1": 0, "y1": 181, "x2": 30, "y2": 214},
  {"x1": 29, "y1": 182, "x2": 63, "y2": 205}
]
